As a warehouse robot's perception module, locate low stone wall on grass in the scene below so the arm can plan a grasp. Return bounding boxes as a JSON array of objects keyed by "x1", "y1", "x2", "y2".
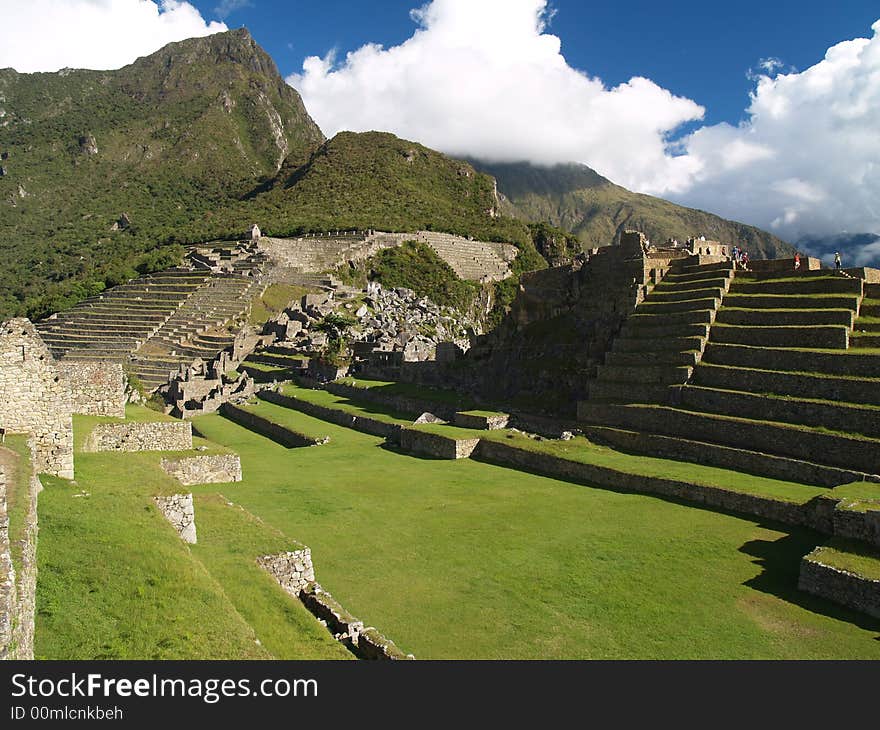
[
  {"x1": 798, "y1": 553, "x2": 880, "y2": 618},
  {"x1": 258, "y1": 548, "x2": 413, "y2": 660},
  {"x1": 160, "y1": 454, "x2": 242, "y2": 486},
  {"x1": 258, "y1": 390, "x2": 402, "y2": 441},
  {"x1": 399, "y1": 429, "x2": 481, "y2": 460},
  {"x1": 153, "y1": 493, "x2": 197, "y2": 544},
  {"x1": 326, "y1": 382, "x2": 457, "y2": 420},
  {"x1": 453, "y1": 412, "x2": 509, "y2": 430},
  {"x1": 219, "y1": 404, "x2": 321, "y2": 448},
  {"x1": 85, "y1": 422, "x2": 193, "y2": 452}
]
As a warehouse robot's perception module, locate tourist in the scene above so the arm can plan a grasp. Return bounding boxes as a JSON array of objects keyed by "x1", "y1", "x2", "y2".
[
  {"x1": 794, "y1": 252, "x2": 801, "y2": 270},
  {"x1": 835, "y1": 251, "x2": 842, "y2": 271},
  {"x1": 741, "y1": 251, "x2": 750, "y2": 271}
]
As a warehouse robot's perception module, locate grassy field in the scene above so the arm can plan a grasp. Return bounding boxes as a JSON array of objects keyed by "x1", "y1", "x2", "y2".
[
  {"x1": 34, "y1": 413, "x2": 348, "y2": 660},
  {"x1": 190, "y1": 406, "x2": 880, "y2": 659}
]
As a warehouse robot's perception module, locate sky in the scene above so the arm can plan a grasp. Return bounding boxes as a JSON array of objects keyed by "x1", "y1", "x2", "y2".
[{"x1": 2, "y1": 0, "x2": 879, "y2": 261}]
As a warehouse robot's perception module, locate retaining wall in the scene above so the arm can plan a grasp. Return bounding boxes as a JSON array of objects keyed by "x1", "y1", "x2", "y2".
[
  {"x1": 399, "y1": 429, "x2": 480, "y2": 460},
  {"x1": 218, "y1": 404, "x2": 320, "y2": 447},
  {"x1": 153, "y1": 493, "x2": 197, "y2": 544},
  {"x1": 84, "y1": 421, "x2": 193, "y2": 452},
  {"x1": 325, "y1": 382, "x2": 458, "y2": 420},
  {"x1": 57, "y1": 360, "x2": 126, "y2": 417},
  {"x1": 258, "y1": 391, "x2": 401, "y2": 441},
  {"x1": 160, "y1": 454, "x2": 242, "y2": 486},
  {"x1": 798, "y1": 554, "x2": 880, "y2": 618}
]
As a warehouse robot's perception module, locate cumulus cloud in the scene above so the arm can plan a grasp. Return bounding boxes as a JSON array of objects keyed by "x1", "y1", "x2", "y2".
[
  {"x1": 0, "y1": 0, "x2": 227, "y2": 73},
  {"x1": 289, "y1": 1, "x2": 880, "y2": 254},
  {"x1": 289, "y1": 0, "x2": 706, "y2": 194},
  {"x1": 674, "y1": 19, "x2": 880, "y2": 246}
]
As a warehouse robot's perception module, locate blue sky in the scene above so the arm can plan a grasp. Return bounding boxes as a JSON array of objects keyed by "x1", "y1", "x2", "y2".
[
  {"x1": 2, "y1": 1, "x2": 879, "y2": 255},
  {"x1": 190, "y1": 0, "x2": 879, "y2": 127}
]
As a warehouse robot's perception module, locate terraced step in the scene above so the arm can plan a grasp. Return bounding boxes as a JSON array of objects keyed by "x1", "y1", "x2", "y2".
[
  {"x1": 692, "y1": 362, "x2": 880, "y2": 407},
  {"x1": 731, "y1": 278, "x2": 864, "y2": 296},
  {"x1": 612, "y1": 336, "x2": 706, "y2": 353},
  {"x1": 595, "y1": 364, "x2": 693, "y2": 385},
  {"x1": 604, "y1": 350, "x2": 701, "y2": 367},
  {"x1": 680, "y1": 385, "x2": 880, "y2": 439},
  {"x1": 636, "y1": 297, "x2": 720, "y2": 315},
  {"x1": 715, "y1": 308, "x2": 855, "y2": 327},
  {"x1": 585, "y1": 381, "x2": 674, "y2": 404},
  {"x1": 581, "y1": 425, "x2": 871, "y2": 488},
  {"x1": 645, "y1": 287, "x2": 725, "y2": 303},
  {"x1": 654, "y1": 276, "x2": 732, "y2": 292},
  {"x1": 703, "y1": 343, "x2": 880, "y2": 378},
  {"x1": 576, "y1": 402, "x2": 880, "y2": 477},
  {"x1": 678, "y1": 261, "x2": 735, "y2": 275},
  {"x1": 710, "y1": 323, "x2": 849, "y2": 349},
  {"x1": 626, "y1": 309, "x2": 715, "y2": 327},
  {"x1": 723, "y1": 294, "x2": 861, "y2": 311},
  {"x1": 850, "y1": 334, "x2": 880, "y2": 348}
]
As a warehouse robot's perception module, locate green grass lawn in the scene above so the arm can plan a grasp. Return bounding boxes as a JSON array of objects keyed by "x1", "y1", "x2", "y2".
[
  {"x1": 34, "y1": 414, "x2": 347, "y2": 660},
  {"x1": 807, "y1": 539, "x2": 880, "y2": 581},
  {"x1": 190, "y1": 407, "x2": 880, "y2": 659}
]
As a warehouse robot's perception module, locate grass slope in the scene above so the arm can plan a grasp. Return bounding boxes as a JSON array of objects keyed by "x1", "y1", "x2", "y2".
[
  {"x1": 191, "y1": 405, "x2": 880, "y2": 659},
  {"x1": 34, "y1": 412, "x2": 348, "y2": 659}
]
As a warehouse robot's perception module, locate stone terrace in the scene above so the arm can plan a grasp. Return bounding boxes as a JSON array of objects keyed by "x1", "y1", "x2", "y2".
[{"x1": 578, "y1": 264, "x2": 880, "y2": 487}]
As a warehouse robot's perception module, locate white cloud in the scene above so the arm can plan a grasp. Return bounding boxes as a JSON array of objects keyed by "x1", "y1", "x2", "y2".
[
  {"x1": 289, "y1": 1, "x2": 880, "y2": 254},
  {"x1": 0, "y1": 1, "x2": 226, "y2": 73},
  {"x1": 288, "y1": 0, "x2": 705, "y2": 195},
  {"x1": 214, "y1": 0, "x2": 252, "y2": 20},
  {"x1": 674, "y1": 19, "x2": 880, "y2": 244}
]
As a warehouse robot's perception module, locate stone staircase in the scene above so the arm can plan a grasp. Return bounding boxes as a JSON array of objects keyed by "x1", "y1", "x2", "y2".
[
  {"x1": 587, "y1": 259, "x2": 734, "y2": 403},
  {"x1": 35, "y1": 269, "x2": 210, "y2": 362},
  {"x1": 128, "y1": 275, "x2": 261, "y2": 391},
  {"x1": 578, "y1": 266, "x2": 880, "y2": 487},
  {"x1": 851, "y1": 282, "x2": 880, "y2": 349}
]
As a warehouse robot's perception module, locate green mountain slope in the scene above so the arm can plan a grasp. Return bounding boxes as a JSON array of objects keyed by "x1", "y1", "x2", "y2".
[
  {"x1": 471, "y1": 160, "x2": 795, "y2": 259},
  {"x1": 0, "y1": 28, "x2": 324, "y2": 318}
]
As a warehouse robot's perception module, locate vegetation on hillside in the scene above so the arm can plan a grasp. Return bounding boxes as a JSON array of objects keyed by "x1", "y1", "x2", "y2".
[{"x1": 474, "y1": 160, "x2": 795, "y2": 260}]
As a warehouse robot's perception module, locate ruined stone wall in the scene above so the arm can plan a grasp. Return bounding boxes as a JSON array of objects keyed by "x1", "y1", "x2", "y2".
[
  {"x1": 160, "y1": 455, "x2": 242, "y2": 486},
  {"x1": 84, "y1": 422, "x2": 192, "y2": 452},
  {"x1": 154, "y1": 493, "x2": 197, "y2": 544},
  {"x1": 0, "y1": 319, "x2": 73, "y2": 478},
  {"x1": 57, "y1": 360, "x2": 126, "y2": 417},
  {"x1": 0, "y1": 461, "x2": 41, "y2": 660},
  {"x1": 219, "y1": 403, "x2": 322, "y2": 447},
  {"x1": 399, "y1": 429, "x2": 480, "y2": 460},
  {"x1": 798, "y1": 554, "x2": 880, "y2": 618}
]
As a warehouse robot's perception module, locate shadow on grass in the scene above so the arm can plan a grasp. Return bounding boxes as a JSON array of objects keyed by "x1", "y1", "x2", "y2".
[{"x1": 739, "y1": 532, "x2": 880, "y2": 633}]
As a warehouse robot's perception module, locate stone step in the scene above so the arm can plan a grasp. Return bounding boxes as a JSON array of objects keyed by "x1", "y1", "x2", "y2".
[
  {"x1": 862, "y1": 303, "x2": 880, "y2": 317},
  {"x1": 716, "y1": 308, "x2": 855, "y2": 327},
  {"x1": 703, "y1": 343, "x2": 880, "y2": 378},
  {"x1": 723, "y1": 294, "x2": 861, "y2": 311},
  {"x1": 626, "y1": 309, "x2": 715, "y2": 327},
  {"x1": 604, "y1": 350, "x2": 701, "y2": 367},
  {"x1": 663, "y1": 268, "x2": 734, "y2": 285},
  {"x1": 595, "y1": 364, "x2": 693, "y2": 385},
  {"x1": 576, "y1": 402, "x2": 880, "y2": 476},
  {"x1": 580, "y1": 425, "x2": 871, "y2": 488},
  {"x1": 636, "y1": 297, "x2": 720, "y2": 315},
  {"x1": 710, "y1": 324, "x2": 849, "y2": 349},
  {"x1": 612, "y1": 336, "x2": 706, "y2": 353},
  {"x1": 731, "y1": 278, "x2": 864, "y2": 296},
  {"x1": 654, "y1": 277, "x2": 732, "y2": 293},
  {"x1": 692, "y1": 363, "x2": 880, "y2": 407},
  {"x1": 620, "y1": 322, "x2": 711, "y2": 340},
  {"x1": 645, "y1": 287, "x2": 726, "y2": 303},
  {"x1": 850, "y1": 334, "x2": 880, "y2": 348},
  {"x1": 680, "y1": 385, "x2": 880, "y2": 439},
  {"x1": 678, "y1": 261, "x2": 735, "y2": 275},
  {"x1": 866, "y1": 284, "x2": 880, "y2": 298},
  {"x1": 585, "y1": 381, "x2": 674, "y2": 404},
  {"x1": 853, "y1": 320, "x2": 880, "y2": 332}
]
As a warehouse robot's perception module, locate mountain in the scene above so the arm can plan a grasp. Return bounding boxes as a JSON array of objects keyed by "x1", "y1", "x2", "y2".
[
  {"x1": 0, "y1": 28, "x2": 324, "y2": 317},
  {"x1": 471, "y1": 160, "x2": 795, "y2": 260},
  {"x1": 798, "y1": 232, "x2": 880, "y2": 268}
]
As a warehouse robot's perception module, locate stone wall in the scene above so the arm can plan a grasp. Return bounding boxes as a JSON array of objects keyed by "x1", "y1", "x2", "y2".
[
  {"x1": 218, "y1": 403, "x2": 322, "y2": 447},
  {"x1": 798, "y1": 553, "x2": 880, "y2": 618},
  {"x1": 399, "y1": 429, "x2": 480, "y2": 460},
  {"x1": 0, "y1": 461, "x2": 40, "y2": 660},
  {"x1": 258, "y1": 391, "x2": 402, "y2": 442},
  {"x1": 160, "y1": 454, "x2": 242, "y2": 486},
  {"x1": 259, "y1": 550, "x2": 412, "y2": 660},
  {"x1": 84, "y1": 421, "x2": 193, "y2": 452},
  {"x1": 453, "y1": 412, "x2": 510, "y2": 430},
  {"x1": 0, "y1": 319, "x2": 74, "y2": 478},
  {"x1": 153, "y1": 493, "x2": 197, "y2": 544},
  {"x1": 57, "y1": 360, "x2": 126, "y2": 417},
  {"x1": 325, "y1": 381, "x2": 457, "y2": 420}
]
